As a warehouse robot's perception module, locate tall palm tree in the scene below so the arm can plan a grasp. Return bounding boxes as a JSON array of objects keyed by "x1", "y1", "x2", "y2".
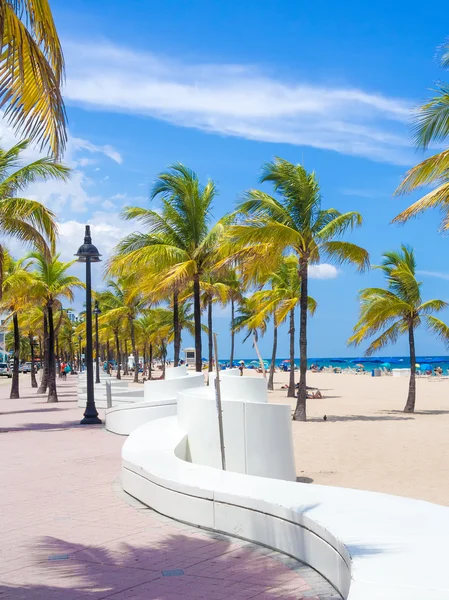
[
  {"x1": 394, "y1": 42, "x2": 449, "y2": 226},
  {"x1": 112, "y1": 163, "x2": 226, "y2": 373},
  {"x1": 99, "y1": 278, "x2": 145, "y2": 383},
  {"x1": 1, "y1": 253, "x2": 33, "y2": 398},
  {"x1": 231, "y1": 157, "x2": 368, "y2": 420},
  {"x1": 0, "y1": 139, "x2": 69, "y2": 298},
  {"x1": 348, "y1": 245, "x2": 449, "y2": 413},
  {"x1": 18, "y1": 304, "x2": 44, "y2": 388},
  {"x1": 249, "y1": 255, "x2": 317, "y2": 395},
  {"x1": 27, "y1": 251, "x2": 83, "y2": 402},
  {"x1": 0, "y1": 0, "x2": 67, "y2": 156}
]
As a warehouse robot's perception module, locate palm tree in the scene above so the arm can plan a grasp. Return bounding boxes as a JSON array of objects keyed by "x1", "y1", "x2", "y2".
[
  {"x1": 19, "y1": 305, "x2": 44, "y2": 388},
  {"x1": 348, "y1": 245, "x2": 449, "y2": 413},
  {"x1": 0, "y1": 0, "x2": 67, "y2": 156},
  {"x1": 1, "y1": 253, "x2": 33, "y2": 398},
  {"x1": 249, "y1": 255, "x2": 317, "y2": 395},
  {"x1": 233, "y1": 298, "x2": 268, "y2": 375},
  {"x1": 231, "y1": 157, "x2": 368, "y2": 420},
  {"x1": 0, "y1": 139, "x2": 69, "y2": 298},
  {"x1": 394, "y1": 42, "x2": 449, "y2": 227},
  {"x1": 99, "y1": 278, "x2": 145, "y2": 383},
  {"x1": 111, "y1": 164, "x2": 226, "y2": 373},
  {"x1": 27, "y1": 251, "x2": 83, "y2": 402}
]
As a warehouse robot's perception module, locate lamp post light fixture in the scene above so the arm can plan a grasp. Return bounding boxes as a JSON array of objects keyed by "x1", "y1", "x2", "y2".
[
  {"x1": 75, "y1": 225, "x2": 102, "y2": 425},
  {"x1": 93, "y1": 300, "x2": 102, "y2": 384}
]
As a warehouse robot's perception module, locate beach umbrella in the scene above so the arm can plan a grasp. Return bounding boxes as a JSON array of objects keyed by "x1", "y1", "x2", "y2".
[
  {"x1": 381, "y1": 362, "x2": 391, "y2": 368},
  {"x1": 282, "y1": 359, "x2": 291, "y2": 363},
  {"x1": 420, "y1": 363, "x2": 431, "y2": 371},
  {"x1": 415, "y1": 363, "x2": 420, "y2": 368}
]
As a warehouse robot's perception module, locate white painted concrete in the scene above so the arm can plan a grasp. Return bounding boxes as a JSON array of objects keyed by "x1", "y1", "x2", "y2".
[
  {"x1": 143, "y1": 372, "x2": 204, "y2": 402},
  {"x1": 122, "y1": 415, "x2": 449, "y2": 600},
  {"x1": 177, "y1": 387, "x2": 295, "y2": 480},
  {"x1": 106, "y1": 400, "x2": 177, "y2": 435},
  {"x1": 209, "y1": 368, "x2": 268, "y2": 403}
]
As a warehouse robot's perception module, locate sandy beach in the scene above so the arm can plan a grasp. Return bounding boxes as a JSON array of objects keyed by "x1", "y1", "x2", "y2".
[{"x1": 253, "y1": 370, "x2": 449, "y2": 506}]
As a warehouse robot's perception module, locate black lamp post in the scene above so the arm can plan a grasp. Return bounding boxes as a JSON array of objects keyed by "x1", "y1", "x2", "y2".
[
  {"x1": 75, "y1": 225, "x2": 102, "y2": 425},
  {"x1": 93, "y1": 300, "x2": 102, "y2": 384}
]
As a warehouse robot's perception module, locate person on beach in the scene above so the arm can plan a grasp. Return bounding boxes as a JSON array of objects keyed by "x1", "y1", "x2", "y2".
[{"x1": 239, "y1": 361, "x2": 244, "y2": 376}]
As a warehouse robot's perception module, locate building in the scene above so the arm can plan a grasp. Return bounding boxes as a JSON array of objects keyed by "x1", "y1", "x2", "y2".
[{"x1": 67, "y1": 309, "x2": 79, "y2": 324}]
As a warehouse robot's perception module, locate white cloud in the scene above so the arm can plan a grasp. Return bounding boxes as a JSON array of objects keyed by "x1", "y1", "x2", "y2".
[
  {"x1": 309, "y1": 264, "x2": 339, "y2": 279},
  {"x1": 63, "y1": 40, "x2": 415, "y2": 165},
  {"x1": 416, "y1": 270, "x2": 449, "y2": 281},
  {"x1": 70, "y1": 137, "x2": 123, "y2": 164}
]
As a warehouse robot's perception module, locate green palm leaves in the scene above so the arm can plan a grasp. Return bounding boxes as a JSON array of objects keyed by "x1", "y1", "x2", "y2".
[
  {"x1": 231, "y1": 157, "x2": 367, "y2": 420},
  {"x1": 349, "y1": 246, "x2": 449, "y2": 412},
  {"x1": 394, "y1": 42, "x2": 449, "y2": 229},
  {"x1": 0, "y1": 0, "x2": 67, "y2": 157}
]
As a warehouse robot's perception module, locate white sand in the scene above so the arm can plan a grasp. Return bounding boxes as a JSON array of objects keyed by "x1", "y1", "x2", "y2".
[{"x1": 257, "y1": 370, "x2": 449, "y2": 506}]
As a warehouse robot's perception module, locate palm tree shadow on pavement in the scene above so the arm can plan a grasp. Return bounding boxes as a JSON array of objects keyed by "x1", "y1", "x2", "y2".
[{"x1": 0, "y1": 531, "x2": 345, "y2": 599}]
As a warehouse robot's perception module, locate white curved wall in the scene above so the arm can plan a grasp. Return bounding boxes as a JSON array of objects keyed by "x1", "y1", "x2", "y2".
[
  {"x1": 105, "y1": 400, "x2": 177, "y2": 435},
  {"x1": 144, "y1": 372, "x2": 204, "y2": 402},
  {"x1": 122, "y1": 416, "x2": 449, "y2": 600},
  {"x1": 209, "y1": 369, "x2": 268, "y2": 403},
  {"x1": 177, "y1": 388, "x2": 295, "y2": 480},
  {"x1": 165, "y1": 365, "x2": 187, "y2": 379}
]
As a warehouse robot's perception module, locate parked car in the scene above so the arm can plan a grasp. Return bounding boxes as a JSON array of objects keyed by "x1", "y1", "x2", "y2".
[
  {"x1": 21, "y1": 362, "x2": 33, "y2": 374},
  {"x1": 0, "y1": 362, "x2": 12, "y2": 378}
]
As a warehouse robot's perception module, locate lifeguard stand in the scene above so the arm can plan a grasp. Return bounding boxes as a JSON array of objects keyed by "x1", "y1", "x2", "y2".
[{"x1": 183, "y1": 347, "x2": 196, "y2": 367}]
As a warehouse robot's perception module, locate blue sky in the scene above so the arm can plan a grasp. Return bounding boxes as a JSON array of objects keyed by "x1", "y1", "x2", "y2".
[{"x1": 10, "y1": 0, "x2": 449, "y2": 359}]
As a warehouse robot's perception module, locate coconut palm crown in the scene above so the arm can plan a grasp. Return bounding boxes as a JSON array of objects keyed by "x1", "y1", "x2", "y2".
[
  {"x1": 348, "y1": 245, "x2": 449, "y2": 413},
  {"x1": 230, "y1": 157, "x2": 368, "y2": 420}
]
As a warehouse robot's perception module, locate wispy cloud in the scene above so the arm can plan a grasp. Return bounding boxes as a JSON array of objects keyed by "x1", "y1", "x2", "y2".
[
  {"x1": 416, "y1": 270, "x2": 449, "y2": 281},
  {"x1": 63, "y1": 40, "x2": 415, "y2": 165}
]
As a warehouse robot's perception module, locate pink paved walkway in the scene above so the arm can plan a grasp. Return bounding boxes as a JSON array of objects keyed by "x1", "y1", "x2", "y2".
[{"x1": 0, "y1": 376, "x2": 339, "y2": 599}]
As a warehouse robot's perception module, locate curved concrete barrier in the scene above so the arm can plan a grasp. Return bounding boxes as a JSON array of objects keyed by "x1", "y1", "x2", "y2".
[
  {"x1": 122, "y1": 415, "x2": 449, "y2": 600},
  {"x1": 106, "y1": 400, "x2": 177, "y2": 435},
  {"x1": 144, "y1": 372, "x2": 204, "y2": 402},
  {"x1": 104, "y1": 371, "x2": 204, "y2": 434}
]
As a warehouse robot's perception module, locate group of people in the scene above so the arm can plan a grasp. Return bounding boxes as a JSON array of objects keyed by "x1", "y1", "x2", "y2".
[{"x1": 59, "y1": 362, "x2": 71, "y2": 379}]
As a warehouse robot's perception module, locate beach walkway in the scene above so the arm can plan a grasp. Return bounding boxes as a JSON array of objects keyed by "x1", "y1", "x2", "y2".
[{"x1": 0, "y1": 375, "x2": 339, "y2": 600}]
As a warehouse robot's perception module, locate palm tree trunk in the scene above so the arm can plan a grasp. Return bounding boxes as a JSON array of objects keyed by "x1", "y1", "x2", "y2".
[
  {"x1": 193, "y1": 272, "x2": 202, "y2": 372},
  {"x1": 47, "y1": 303, "x2": 58, "y2": 403},
  {"x1": 287, "y1": 308, "x2": 296, "y2": 397},
  {"x1": 162, "y1": 341, "x2": 166, "y2": 379},
  {"x1": 173, "y1": 289, "x2": 180, "y2": 366},
  {"x1": 253, "y1": 332, "x2": 266, "y2": 378},
  {"x1": 10, "y1": 312, "x2": 20, "y2": 399},
  {"x1": 56, "y1": 335, "x2": 60, "y2": 378},
  {"x1": 124, "y1": 340, "x2": 129, "y2": 375},
  {"x1": 268, "y1": 320, "x2": 277, "y2": 391},
  {"x1": 0, "y1": 244, "x2": 4, "y2": 302},
  {"x1": 130, "y1": 317, "x2": 138, "y2": 383},
  {"x1": 404, "y1": 323, "x2": 417, "y2": 413},
  {"x1": 230, "y1": 298, "x2": 235, "y2": 367},
  {"x1": 106, "y1": 340, "x2": 110, "y2": 375},
  {"x1": 115, "y1": 331, "x2": 121, "y2": 380},
  {"x1": 37, "y1": 314, "x2": 48, "y2": 394},
  {"x1": 208, "y1": 299, "x2": 213, "y2": 372},
  {"x1": 149, "y1": 343, "x2": 153, "y2": 379},
  {"x1": 294, "y1": 262, "x2": 308, "y2": 421},
  {"x1": 29, "y1": 333, "x2": 37, "y2": 388}
]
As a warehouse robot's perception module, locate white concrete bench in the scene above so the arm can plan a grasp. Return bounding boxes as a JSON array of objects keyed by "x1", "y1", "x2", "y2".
[{"x1": 122, "y1": 415, "x2": 449, "y2": 600}]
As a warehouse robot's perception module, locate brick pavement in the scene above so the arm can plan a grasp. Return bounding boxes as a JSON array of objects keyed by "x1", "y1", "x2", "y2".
[{"x1": 0, "y1": 375, "x2": 341, "y2": 599}]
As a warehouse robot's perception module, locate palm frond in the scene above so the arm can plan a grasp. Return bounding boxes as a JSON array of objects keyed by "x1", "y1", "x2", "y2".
[{"x1": 320, "y1": 241, "x2": 370, "y2": 272}]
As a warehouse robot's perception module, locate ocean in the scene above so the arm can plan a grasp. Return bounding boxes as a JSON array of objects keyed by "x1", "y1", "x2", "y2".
[{"x1": 223, "y1": 356, "x2": 449, "y2": 372}]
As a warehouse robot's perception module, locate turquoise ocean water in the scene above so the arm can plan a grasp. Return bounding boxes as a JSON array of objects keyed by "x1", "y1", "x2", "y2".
[{"x1": 222, "y1": 356, "x2": 449, "y2": 371}]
